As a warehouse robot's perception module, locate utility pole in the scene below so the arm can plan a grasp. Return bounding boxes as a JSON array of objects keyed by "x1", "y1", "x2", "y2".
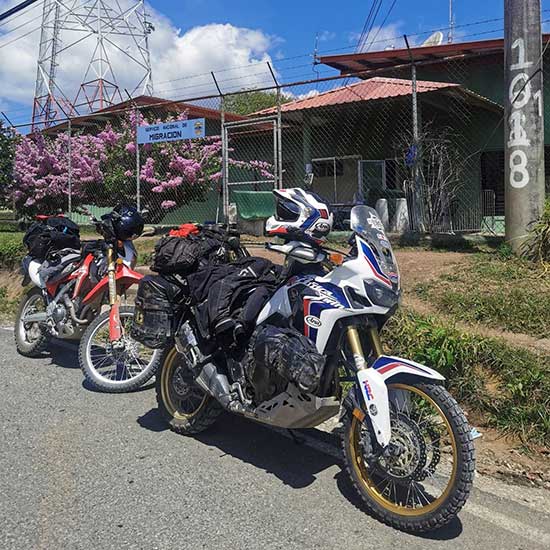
[{"x1": 504, "y1": 0, "x2": 545, "y2": 253}]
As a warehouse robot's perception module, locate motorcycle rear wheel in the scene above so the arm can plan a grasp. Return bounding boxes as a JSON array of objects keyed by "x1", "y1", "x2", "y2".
[
  {"x1": 156, "y1": 346, "x2": 222, "y2": 435},
  {"x1": 14, "y1": 288, "x2": 50, "y2": 357},
  {"x1": 341, "y1": 382, "x2": 475, "y2": 533},
  {"x1": 79, "y1": 305, "x2": 162, "y2": 393}
]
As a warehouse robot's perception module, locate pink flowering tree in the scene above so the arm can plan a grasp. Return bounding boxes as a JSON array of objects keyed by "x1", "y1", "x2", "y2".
[{"x1": 11, "y1": 110, "x2": 273, "y2": 219}]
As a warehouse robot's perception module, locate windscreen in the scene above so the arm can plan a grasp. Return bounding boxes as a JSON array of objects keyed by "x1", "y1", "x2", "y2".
[{"x1": 350, "y1": 205, "x2": 399, "y2": 285}]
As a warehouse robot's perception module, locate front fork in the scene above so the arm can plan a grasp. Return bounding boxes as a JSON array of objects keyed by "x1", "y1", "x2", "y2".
[
  {"x1": 107, "y1": 247, "x2": 123, "y2": 343},
  {"x1": 347, "y1": 325, "x2": 392, "y2": 447}
]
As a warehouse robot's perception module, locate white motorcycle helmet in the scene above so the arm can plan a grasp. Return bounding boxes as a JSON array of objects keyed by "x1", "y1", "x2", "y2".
[{"x1": 266, "y1": 188, "x2": 334, "y2": 241}]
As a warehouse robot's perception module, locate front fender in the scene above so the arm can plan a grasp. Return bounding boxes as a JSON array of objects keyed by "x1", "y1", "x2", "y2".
[
  {"x1": 82, "y1": 264, "x2": 143, "y2": 305},
  {"x1": 355, "y1": 356, "x2": 444, "y2": 449},
  {"x1": 372, "y1": 355, "x2": 445, "y2": 382}
]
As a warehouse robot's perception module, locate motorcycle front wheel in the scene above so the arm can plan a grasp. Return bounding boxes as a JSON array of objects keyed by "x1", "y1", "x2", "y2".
[
  {"x1": 341, "y1": 382, "x2": 475, "y2": 533},
  {"x1": 79, "y1": 305, "x2": 162, "y2": 393}
]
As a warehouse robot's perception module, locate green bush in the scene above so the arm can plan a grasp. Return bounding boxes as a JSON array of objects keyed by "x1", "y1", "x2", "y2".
[
  {"x1": 0, "y1": 233, "x2": 25, "y2": 270},
  {"x1": 522, "y1": 198, "x2": 550, "y2": 262},
  {"x1": 384, "y1": 310, "x2": 550, "y2": 446},
  {"x1": 0, "y1": 286, "x2": 19, "y2": 315}
]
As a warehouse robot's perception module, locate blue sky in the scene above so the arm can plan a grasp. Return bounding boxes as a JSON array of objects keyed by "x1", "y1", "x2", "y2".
[
  {"x1": 153, "y1": 0, "x2": 542, "y2": 62},
  {"x1": 1, "y1": 0, "x2": 550, "y2": 125}
]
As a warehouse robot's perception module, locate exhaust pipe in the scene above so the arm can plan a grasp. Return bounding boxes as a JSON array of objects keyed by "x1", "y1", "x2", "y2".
[
  {"x1": 21, "y1": 312, "x2": 48, "y2": 324},
  {"x1": 63, "y1": 296, "x2": 89, "y2": 325},
  {"x1": 195, "y1": 362, "x2": 246, "y2": 413}
]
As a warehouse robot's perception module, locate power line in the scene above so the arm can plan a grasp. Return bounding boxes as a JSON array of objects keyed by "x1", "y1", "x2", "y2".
[
  {"x1": 0, "y1": 0, "x2": 41, "y2": 24},
  {"x1": 356, "y1": 0, "x2": 383, "y2": 52},
  {"x1": 0, "y1": 0, "x2": 41, "y2": 27},
  {"x1": 0, "y1": 10, "x2": 44, "y2": 38},
  {"x1": 0, "y1": 23, "x2": 41, "y2": 50},
  {"x1": 365, "y1": 0, "x2": 398, "y2": 51}
]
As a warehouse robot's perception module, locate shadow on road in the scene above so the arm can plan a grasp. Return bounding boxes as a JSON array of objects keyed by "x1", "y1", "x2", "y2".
[
  {"x1": 49, "y1": 341, "x2": 79, "y2": 369},
  {"x1": 139, "y1": 406, "x2": 463, "y2": 540},
  {"x1": 137, "y1": 408, "x2": 169, "y2": 432},
  {"x1": 139, "y1": 408, "x2": 336, "y2": 489}
]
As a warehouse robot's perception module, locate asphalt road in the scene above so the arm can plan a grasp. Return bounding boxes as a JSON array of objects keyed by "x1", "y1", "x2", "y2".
[{"x1": 1, "y1": 329, "x2": 550, "y2": 550}]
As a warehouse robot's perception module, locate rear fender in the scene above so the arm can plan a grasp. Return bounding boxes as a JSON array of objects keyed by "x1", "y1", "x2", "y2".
[
  {"x1": 82, "y1": 264, "x2": 143, "y2": 305},
  {"x1": 355, "y1": 356, "x2": 444, "y2": 448}
]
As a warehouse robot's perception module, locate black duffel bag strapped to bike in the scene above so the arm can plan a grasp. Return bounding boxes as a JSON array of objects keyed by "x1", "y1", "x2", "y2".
[
  {"x1": 23, "y1": 216, "x2": 81, "y2": 261},
  {"x1": 151, "y1": 225, "x2": 242, "y2": 276},
  {"x1": 130, "y1": 274, "x2": 188, "y2": 349}
]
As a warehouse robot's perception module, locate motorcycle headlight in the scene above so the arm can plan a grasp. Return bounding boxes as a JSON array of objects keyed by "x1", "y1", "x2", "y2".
[{"x1": 364, "y1": 280, "x2": 400, "y2": 308}]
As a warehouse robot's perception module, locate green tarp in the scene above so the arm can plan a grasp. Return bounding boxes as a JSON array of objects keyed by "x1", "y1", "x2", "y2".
[{"x1": 233, "y1": 191, "x2": 275, "y2": 220}]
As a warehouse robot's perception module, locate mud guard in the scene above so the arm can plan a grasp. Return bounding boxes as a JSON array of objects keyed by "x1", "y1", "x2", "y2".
[
  {"x1": 82, "y1": 264, "x2": 143, "y2": 305},
  {"x1": 109, "y1": 303, "x2": 122, "y2": 342},
  {"x1": 356, "y1": 355, "x2": 445, "y2": 448}
]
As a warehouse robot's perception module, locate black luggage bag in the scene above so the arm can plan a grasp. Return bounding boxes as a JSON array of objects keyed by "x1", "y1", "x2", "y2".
[
  {"x1": 23, "y1": 217, "x2": 81, "y2": 261},
  {"x1": 131, "y1": 275, "x2": 188, "y2": 349}
]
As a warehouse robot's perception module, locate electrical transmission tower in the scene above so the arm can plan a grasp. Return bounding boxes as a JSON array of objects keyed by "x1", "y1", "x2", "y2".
[{"x1": 32, "y1": 0, "x2": 154, "y2": 129}]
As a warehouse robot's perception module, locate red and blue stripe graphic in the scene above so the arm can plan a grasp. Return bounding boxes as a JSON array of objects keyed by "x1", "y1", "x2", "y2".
[
  {"x1": 374, "y1": 356, "x2": 433, "y2": 376},
  {"x1": 359, "y1": 240, "x2": 392, "y2": 288}
]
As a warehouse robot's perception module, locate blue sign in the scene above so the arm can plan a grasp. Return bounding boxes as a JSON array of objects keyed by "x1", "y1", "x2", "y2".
[
  {"x1": 137, "y1": 118, "x2": 206, "y2": 145},
  {"x1": 405, "y1": 144, "x2": 417, "y2": 167}
]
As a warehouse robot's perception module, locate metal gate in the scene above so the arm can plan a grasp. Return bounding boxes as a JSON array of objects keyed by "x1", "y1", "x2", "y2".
[{"x1": 222, "y1": 115, "x2": 282, "y2": 221}]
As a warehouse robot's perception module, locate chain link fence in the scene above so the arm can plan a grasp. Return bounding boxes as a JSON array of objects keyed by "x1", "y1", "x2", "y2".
[{"x1": 5, "y1": 44, "x2": 543, "y2": 237}]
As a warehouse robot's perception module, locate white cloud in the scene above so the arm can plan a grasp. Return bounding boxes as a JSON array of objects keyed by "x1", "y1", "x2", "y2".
[
  {"x1": 347, "y1": 21, "x2": 412, "y2": 52},
  {"x1": 0, "y1": 0, "x2": 278, "y2": 120},
  {"x1": 318, "y1": 30, "x2": 336, "y2": 42}
]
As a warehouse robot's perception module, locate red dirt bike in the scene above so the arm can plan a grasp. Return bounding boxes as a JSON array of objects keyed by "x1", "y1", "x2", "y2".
[{"x1": 15, "y1": 210, "x2": 162, "y2": 392}]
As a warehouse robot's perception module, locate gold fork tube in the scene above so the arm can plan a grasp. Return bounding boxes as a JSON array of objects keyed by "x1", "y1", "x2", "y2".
[
  {"x1": 107, "y1": 247, "x2": 117, "y2": 306},
  {"x1": 367, "y1": 327, "x2": 383, "y2": 358},
  {"x1": 346, "y1": 325, "x2": 384, "y2": 372},
  {"x1": 347, "y1": 326, "x2": 367, "y2": 371}
]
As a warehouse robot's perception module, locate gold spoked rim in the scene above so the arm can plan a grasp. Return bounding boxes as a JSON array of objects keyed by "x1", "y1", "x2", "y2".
[
  {"x1": 350, "y1": 383, "x2": 458, "y2": 517},
  {"x1": 161, "y1": 348, "x2": 207, "y2": 420}
]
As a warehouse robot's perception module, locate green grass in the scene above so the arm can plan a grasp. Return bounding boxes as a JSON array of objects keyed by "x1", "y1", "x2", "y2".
[
  {"x1": 384, "y1": 310, "x2": 550, "y2": 447},
  {"x1": 413, "y1": 248, "x2": 550, "y2": 339}
]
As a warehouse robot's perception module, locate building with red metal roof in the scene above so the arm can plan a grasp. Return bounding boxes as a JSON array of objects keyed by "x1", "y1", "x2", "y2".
[{"x1": 316, "y1": 36, "x2": 550, "y2": 225}]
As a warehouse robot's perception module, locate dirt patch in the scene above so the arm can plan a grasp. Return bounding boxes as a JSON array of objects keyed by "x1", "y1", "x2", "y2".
[
  {"x1": 471, "y1": 425, "x2": 550, "y2": 489},
  {"x1": 395, "y1": 249, "x2": 470, "y2": 290}
]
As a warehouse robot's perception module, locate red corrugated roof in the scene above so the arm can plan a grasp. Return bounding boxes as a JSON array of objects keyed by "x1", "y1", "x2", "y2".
[{"x1": 257, "y1": 77, "x2": 459, "y2": 114}]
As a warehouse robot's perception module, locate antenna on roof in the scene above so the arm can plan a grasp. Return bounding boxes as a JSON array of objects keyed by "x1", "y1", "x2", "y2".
[
  {"x1": 422, "y1": 31, "x2": 444, "y2": 47},
  {"x1": 312, "y1": 32, "x2": 320, "y2": 78},
  {"x1": 448, "y1": 0, "x2": 455, "y2": 43}
]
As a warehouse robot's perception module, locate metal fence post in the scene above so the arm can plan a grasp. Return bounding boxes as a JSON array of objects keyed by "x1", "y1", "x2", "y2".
[
  {"x1": 268, "y1": 62, "x2": 283, "y2": 189},
  {"x1": 135, "y1": 106, "x2": 141, "y2": 211},
  {"x1": 219, "y1": 95, "x2": 226, "y2": 223},
  {"x1": 276, "y1": 86, "x2": 283, "y2": 189},
  {"x1": 221, "y1": 97, "x2": 230, "y2": 223},
  {"x1": 67, "y1": 118, "x2": 72, "y2": 215},
  {"x1": 405, "y1": 35, "x2": 426, "y2": 232}
]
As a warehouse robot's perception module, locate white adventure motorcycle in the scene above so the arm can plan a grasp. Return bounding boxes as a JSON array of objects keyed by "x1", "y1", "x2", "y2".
[{"x1": 155, "y1": 205, "x2": 475, "y2": 533}]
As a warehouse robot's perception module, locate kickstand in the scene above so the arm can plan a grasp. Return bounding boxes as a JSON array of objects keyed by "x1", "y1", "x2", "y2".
[{"x1": 287, "y1": 429, "x2": 305, "y2": 445}]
